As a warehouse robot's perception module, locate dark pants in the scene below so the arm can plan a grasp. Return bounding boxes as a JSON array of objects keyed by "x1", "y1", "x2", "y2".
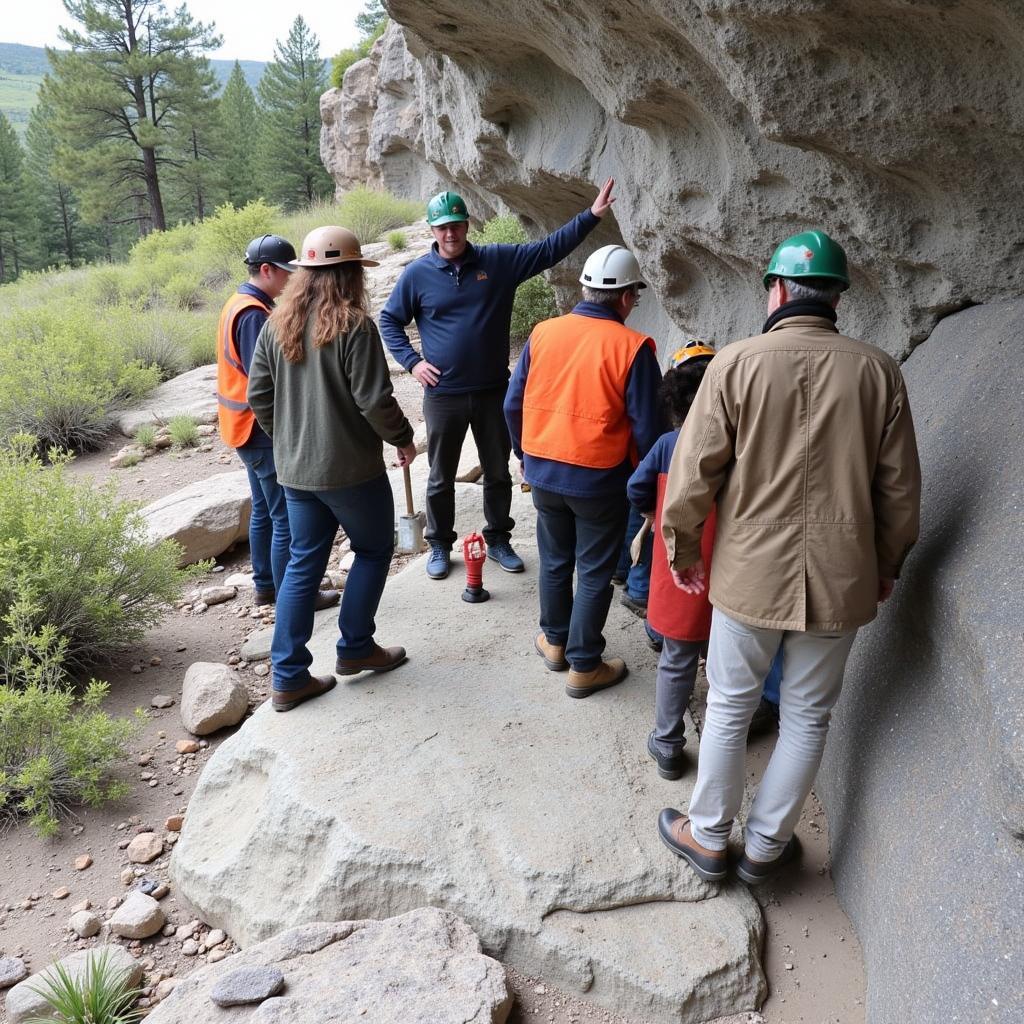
[
  {"x1": 615, "y1": 504, "x2": 653, "y2": 602},
  {"x1": 235, "y1": 444, "x2": 290, "y2": 595},
  {"x1": 271, "y1": 474, "x2": 394, "y2": 690},
  {"x1": 422, "y1": 386, "x2": 514, "y2": 548},
  {"x1": 532, "y1": 486, "x2": 627, "y2": 672}
]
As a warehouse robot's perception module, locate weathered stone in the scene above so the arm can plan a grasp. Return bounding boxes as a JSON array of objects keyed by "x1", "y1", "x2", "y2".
[
  {"x1": 180, "y1": 663, "x2": 248, "y2": 735},
  {"x1": 166, "y1": 814, "x2": 185, "y2": 832},
  {"x1": 69, "y1": 910, "x2": 101, "y2": 938},
  {"x1": 144, "y1": 909, "x2": 510, "y2": 1023},
  {"x1": 151, "y1": 694, "x2": 175, "y2": 709},
  {"x1": 171, "y1": 488, "x2": 765, "y2": 1024},
  {"x1": 142, "y1": 471, "x2": 251, "y2": 567},
  {"x1": 205, "y1": 928, "x2": 226, "y2": 947},
  {"x1": 181, "y1": 939, "x2": 199, "y2": 957},
  {"x1": 109, "y1": 891, "x2": 165, "y2": 939},
  {"x1": 210, "y1": 966, "x2": 284, "y2": 1007},
  {"x1": 5, "y1": 946, "x2": 143, "y2": 1023},
  {"x1": 155, "y1": 978, "x2": 180, "y2": 1001},
  {"x1": 127, "y1": 832, "x2": 163, "y2": 864},
  {"x1": 0, "y1": 957, "x2": 27, "y2": 988},
  {"x1": 199, "y1": 585, "x2": 236, "y2": 606},
  {"x1": 819, "y1": 299, "x2": 1024, "y2": 1024},
  {"x1": 116, "y1": 365, "x2": 220, "y2": 437},
  {"x1": 176, "y1": 739, "x2": 200, "y2": 754}
]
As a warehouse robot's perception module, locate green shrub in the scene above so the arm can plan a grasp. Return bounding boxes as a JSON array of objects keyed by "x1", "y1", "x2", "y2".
[
  {"x1": 197, "y1": 200, "x2": 279, "y2": 278},
  {"x1": 330, "y1": 19, "x2": 387, "y2": 89},
  {"x1": 0, "y1": 597, "x2": 141, "y2": 838},
  {"x1": 335, "y1": 186, "x2": 421, "y2": 244},
  {"x1": 168, "y1": 414, "x2": 200, "y2": 448},
  {"x1": 133, "y1": 424, "x2": 157, "y2": 449},
  {"x1": 25, "y1": 946, "x2": 143, "y2": 1020},
  {"x1": 81, "y1": 267, "x2": 126, "y2": 308},
  {"x1": 115, "y1": 451, "x2": 141, "y2": 468},
  {"x1": 121, "y1": 307, "x2": 190, "y2": 381},
  {"x1": 0, "y1": 438, "x2": 200, "y2": 673},
  {"x1": 387, "y1": 230, "x2": 408, "y2": 251},
  {"x1": 474, "y1": 215, "x2": 558, "y2": 342}
]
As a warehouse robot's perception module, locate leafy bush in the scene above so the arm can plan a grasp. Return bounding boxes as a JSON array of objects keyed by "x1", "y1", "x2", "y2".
[
  {"x1": 0, "y1": 438, "x2": 200, "y2": 673},
  {"x1": 133, "y1": 424, "x2": 157, "y2": 448},
  {"x1": 168, "y1": 414, "x2": 200, "y2": 448},
  {"x1": 336, "y1": 186, "x2": 421, "y2": 245},
  {"x1": 330, "y1": 19, "x2": 387, "y2": 89},
  {"x1": 197, "y1": 200, "x2": 279, "y2": 278},
  {"x1": 475, "y1": 215, "x2": 558, "y2": 342},
  {"x1": 122, "y1": 307, "x2": 190, "y2": 381},
  {"x1": 387, "y1": 230, "x2": 407, "y2": 251},
  {"x1": 0, "y1": 597, "x2": 141, "y2": 837},
  {"x1": 26, "y1": 946, "x2": 142, "y2": 1020}
]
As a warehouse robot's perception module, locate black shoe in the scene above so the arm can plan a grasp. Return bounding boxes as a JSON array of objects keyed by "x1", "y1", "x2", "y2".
[
  {"x1": 747, "y1": 697, "x2": 780, "y2": 739},
  {"x1": 619, "y1": 591, "x2": 647, "y2": 619},
  {"x1": 647, "y1": 731, "x2": 686, "y2": 780},
  {"x1": 254, "y1": 588, "x2": 275, "y2": 605},
  {"x1": 736, "y1": 836, "x2": 801, "y2": 886},
  {"x1": 657, "y1": 808, "x2": 727, "y2": 882},
  {"x1": 611, "y1": 572, "x2": 627, "y2": 587}
]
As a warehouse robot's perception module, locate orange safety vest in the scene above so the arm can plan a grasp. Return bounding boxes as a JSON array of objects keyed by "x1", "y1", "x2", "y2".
[
  {"x1": 522, "y1": 313, "x2": 656, "y2": 468},
  {"x1": 216, "y1": 291, "x2": 271, "y2": 448}
]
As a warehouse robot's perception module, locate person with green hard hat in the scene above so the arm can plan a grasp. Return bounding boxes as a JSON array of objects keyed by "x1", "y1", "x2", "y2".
[
  {"x1": 655, "y1": 229, "x2": 921, "y2": 888},
  {"x1": 380, "y1": 180, "x2": 616, "y2": 581}
]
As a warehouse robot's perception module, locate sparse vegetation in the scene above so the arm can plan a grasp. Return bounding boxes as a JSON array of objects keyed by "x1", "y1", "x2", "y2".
[
  {"x1": 24, "y1": 946, "x2": 143, "y2": 1020},
  {"x1": 167, "y1": 415, "x2": 200, "y2": 449},
  {"x1": 387, "y1": 230, "x2": 408, "y2": 251},
  {"x1": 133, "y1": 424, "x2": 157, "y2": 449}
]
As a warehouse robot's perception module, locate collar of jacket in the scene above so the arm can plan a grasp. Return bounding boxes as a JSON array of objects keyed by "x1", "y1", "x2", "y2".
[
  {"x1": 763, "y1": 299, "x2": 838, "y2": 334},
  {"x1": 571, "y1": 301, "x2": 625, "y2": 323},
  {"x1": 238, "y1": 281, "x2": 274, "y2": 308},
  {"x1": 427, "y1": 242, "x2": 479, "y2": 269}
]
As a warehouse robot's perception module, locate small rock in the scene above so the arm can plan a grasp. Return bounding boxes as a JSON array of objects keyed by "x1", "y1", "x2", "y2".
[
  {"x1": 150, "y1": 656, "x2": 163, "y2": 666},
  {"x1": 176, "y1": 739, "x2": 200, "y2": 754},
  {"x1": 200, "y1": 585, "x2": 237, "y2": 606},
  {"x1": 137, "y1": 878, "x2": 159, "y2": 896},
  {"x1": 175, "y1": 921, "x2": 199, "y2": 940},
  {"x1": 152, "y1": 883, "x2": 170, "y2": 900},
  {"x1": 224, "y1": 573, "x2": 253, "y2": 588},
  {"x1": 73, "y1": 854, "x2": 93, "y2": 871},
  {"x1": 192, "y1": 601, "x2": 209, "y2": 614},
  {"x1": 181, "y1": 939, "x2": 199, "y2": 956},
  {"x1": 784, "y1": 962, "x2": 795, "y2": 971},
  {"x1": 120, "y1": 867, "x2": 135, "y2": 885},
  {"x1": 151, "y1": 695, "x2": 175, "y2": 709},
  {"x1": 52, "y1": 887, "x2": 70, "y2": 900},
  {"x1": 155, "y1": 977, "x2": 180, "y2": 1001},
  {"x1": 208, "y1": 947, "x2": 229, "y2": 963},
  {"x1": 210, "y1": 966, "x2": 285, "y2": 1007},
  {"x1": 165, "y1": 814, "x2": 184, "y2": 832},
  {"x1": 71, "y1": 899, "x2": 91, "y2": 913},
  {"x1": 253, "y1": 663, "x2": 270, "y2": 677},
  {"x1": 127, "y1": 832, "x2": 163, "y2": 864},
  {"x1": 206, "y1": 928, "x2": 226, "y2": 947},
  {"x1": 0, "y1": 956, "x2": 28, "y2": 988},
  {"x1": 109, "y1": 891, "x2": 165, "y2": 939},
  {"x1": 130, "y1": 664, "x2": 144, "y2": 674},
  {"x1": 69, "y1": 910, "x2": 101, "y2": 938}
]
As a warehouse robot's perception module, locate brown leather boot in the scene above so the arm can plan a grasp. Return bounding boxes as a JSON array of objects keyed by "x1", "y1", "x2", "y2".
[
  {"x1": 335, "y1": 644, "x2": 407, "y2": 676},
  {"x1": 565, "y1": 657, "x2": 627, "y2": 698},
  {"x1": 314, "y1": 589, "x2": 341, "y2": 611},
  {"x1": 657, "y1": 809, "x2": 727, "y2": 881},
  {"x1": 272, "y1": 674, "x2": 337, "y2": 712},
  {"x1": 534, "y1": 632, "x2": 568, "y2": 672}
]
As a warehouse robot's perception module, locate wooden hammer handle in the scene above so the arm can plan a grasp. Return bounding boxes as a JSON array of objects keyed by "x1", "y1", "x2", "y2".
[{"x1": 403, "y1": 463, "x2": 414, "y2": 516}]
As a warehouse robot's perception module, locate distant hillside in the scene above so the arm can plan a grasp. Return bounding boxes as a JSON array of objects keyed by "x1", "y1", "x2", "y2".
[{"x1": 0, "y1": 42, "x2": 268, "y2": 135}]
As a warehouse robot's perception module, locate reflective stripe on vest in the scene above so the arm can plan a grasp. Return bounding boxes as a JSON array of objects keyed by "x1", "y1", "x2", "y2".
[
  {"x1": 216, "y1": 292, "x2": 271, "y2": 448},
  {"x1": 521, "y1": 313, "x2": 656, "y2": 469}
]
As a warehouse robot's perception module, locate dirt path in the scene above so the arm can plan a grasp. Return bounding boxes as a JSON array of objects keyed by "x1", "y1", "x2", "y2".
[{"x1": 1, "y1": 380, "x2": 864, "y2": 1023}]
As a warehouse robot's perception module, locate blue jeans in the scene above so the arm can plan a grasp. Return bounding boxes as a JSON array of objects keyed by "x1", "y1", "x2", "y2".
[
  {"x1": 271, "y1": 474, "x2": 395, "y2": 690},
  {"x1": 615, "y1": 504, "x2": 651, "y2": 602},
  {"x1": 763, "y1": 648, "x2": 783, "y2": 705},
  {"x1": 236, "y1": 444, "x2": 290, "y2": 595},
  {"x1": 532, "y1": 487, "x2": 627, "y2": 672}
]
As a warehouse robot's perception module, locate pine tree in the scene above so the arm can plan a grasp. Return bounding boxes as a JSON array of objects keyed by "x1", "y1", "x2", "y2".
[
  {"x1": 217, "y1": 62, "x2": 260, "y2": 208},
  {"x1": 0, "y1": 112, "x2": 36, "y2": 281},
  {"x1": 46, "y1": 0, "x2": 221, "y2": 235},
  {"x1": 257, "y1": 16, "x2": 333, "y2": 210}
]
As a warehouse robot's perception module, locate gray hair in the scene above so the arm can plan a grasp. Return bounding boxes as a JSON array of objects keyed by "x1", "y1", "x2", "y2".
[
  {"x1": 774, "y1": 276, "x2": 845, "y2": 303},
  {"x1": 582, "y1": 284, "x2": 636, "y2": 307}
]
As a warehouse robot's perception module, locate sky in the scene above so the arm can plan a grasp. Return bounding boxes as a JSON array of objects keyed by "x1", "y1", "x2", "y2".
[{"x1": 4, "y1": 0, "x2": 364, "y2": 62}]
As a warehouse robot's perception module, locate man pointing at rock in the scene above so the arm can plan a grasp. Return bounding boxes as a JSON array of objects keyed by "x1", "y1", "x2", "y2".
[{"x1": 380, "y1": 180, "x2": 616, "y2": 580}]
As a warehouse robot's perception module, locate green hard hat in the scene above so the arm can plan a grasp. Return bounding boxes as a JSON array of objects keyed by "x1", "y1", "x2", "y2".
[
  {"x1": 763, "y1": 230, "x2": 850, "y2": 290},
  {"x1": 426, "y1": 190, "x2": 470, "y2": 226}
]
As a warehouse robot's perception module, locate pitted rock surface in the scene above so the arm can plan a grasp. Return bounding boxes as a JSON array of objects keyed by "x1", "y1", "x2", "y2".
[
  {"x1": 116, "y1": 364, "x2": 219, "y2": 437},
  {"x1": 171, "y1": 492, "x2": 765, "y2": 1023},
  {"x1": 210, "y1": 966, "x2": 285, "y2": 1007},
  {"x1": 145, "y1": 908, "x2": 511, "y2": 1023},
  {"x1": 181, "y1": 662, "x2": 249, "y2": 735}
]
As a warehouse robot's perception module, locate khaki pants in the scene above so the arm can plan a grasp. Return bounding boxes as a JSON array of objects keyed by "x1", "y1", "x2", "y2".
[{"x1": 689, "y1": 609, "x2": 857, "y2": 860}]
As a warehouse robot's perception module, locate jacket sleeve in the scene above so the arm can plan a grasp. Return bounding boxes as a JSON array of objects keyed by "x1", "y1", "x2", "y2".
[
  {"x1": 504, "y1": 209, "x2": 600, "y2": 284},
  {"x1": 627, "y1": 438, "x2": 661, "y2": 514},
  {"x1": 503, "y1": 340, "x2": 532, "y2": 461},
  {"x1": 661, "y1": 369, "x2": 735, "y2": 569},
  {"x1": 378, "y1": 266, "x2": 422, "y2": 372},
  {"x1": 624, "y1": 344, "x2": 662, "y2": 460},
  {"x1": 235, "y1": 307, "x2": 269, "y2": 376},
  {"x1": 344, "y1": 319, "x2": 415, "y2": 448},
  {"x1": 246, "y1": 328, "x2": 275, "y2": 438},
  {"x1": 872, "y1": 373, "x2": 921, "y2": 578}
]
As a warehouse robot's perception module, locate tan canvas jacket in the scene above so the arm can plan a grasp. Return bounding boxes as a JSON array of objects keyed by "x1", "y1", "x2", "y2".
[{"x1": 661, "y1": 315, "x2": 921, "y2": 632}]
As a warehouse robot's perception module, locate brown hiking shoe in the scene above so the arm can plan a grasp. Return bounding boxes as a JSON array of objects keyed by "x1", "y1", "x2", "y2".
[
  {"x1": 335, "y1": 644, "x2": 407, "y2": 676},
  {"x1": 534, "y1": 632, "x2": 568, "y2": 672},
  {"x1": 565, "y1": 657, "x2": 627, "y2": 698},
  {"x1": 272, "y1": 674, "x2": 337, "y2": 713},
  {"x1": 314, "y1": 589, "x2": 341, "y2": 611},
  {"x1": 657, "y1": 809, "x2": 727, "y2": 881}
]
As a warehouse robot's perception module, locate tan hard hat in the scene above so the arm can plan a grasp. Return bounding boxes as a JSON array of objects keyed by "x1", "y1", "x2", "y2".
[{"x1": 291, "y1": 226, "x2": 380, "y2": 268}]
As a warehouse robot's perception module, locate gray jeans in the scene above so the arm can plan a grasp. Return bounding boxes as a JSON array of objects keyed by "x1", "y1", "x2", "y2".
[
  {"x1": 689, "y1": 609, "x2": 857, "y2": 860},
  {"x1": 651, "y1": 638, "x2": 704, "y2": 756}
]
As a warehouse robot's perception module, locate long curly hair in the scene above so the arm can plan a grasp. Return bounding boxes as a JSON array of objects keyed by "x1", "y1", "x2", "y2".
[
  {"x1": 660, "y1": 359, "x2": 712, "y2": 428},
  {"x1": 269, "y1": 263, "x2": 369, "y2": 364}
]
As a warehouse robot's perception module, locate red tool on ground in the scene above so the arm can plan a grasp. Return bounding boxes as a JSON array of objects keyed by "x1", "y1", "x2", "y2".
[{"x1": 462, "y1": 532, "x2": 490, "y2": 603}]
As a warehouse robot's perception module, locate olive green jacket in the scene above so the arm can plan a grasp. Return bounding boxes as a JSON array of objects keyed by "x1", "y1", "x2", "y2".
[
  {"x1": 661, "y1": 315, "x2": 921, "y2": 632},
  {"x1": 247, "y1": 313, "x2": 413, "y2": 491}
]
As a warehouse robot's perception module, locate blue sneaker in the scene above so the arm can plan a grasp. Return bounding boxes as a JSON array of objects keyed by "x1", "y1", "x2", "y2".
[
  {"x1": 487, "y1": 541, "x2": 525, "y2": 573},
  {"x1": 426, "y1": 544, "x2": 450, "y2": 579}
]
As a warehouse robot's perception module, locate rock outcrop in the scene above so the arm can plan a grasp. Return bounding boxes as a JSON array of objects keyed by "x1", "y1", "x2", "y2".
[
  {"x1": 322, "y1": 4, "x2": 1024, "y2": 359},
  {"x1": 116, "y1": 364, "x2": 219, "y2": 437},
  {"x1": 146, "y1": 909, "x2": 512, "y2": 1023}
]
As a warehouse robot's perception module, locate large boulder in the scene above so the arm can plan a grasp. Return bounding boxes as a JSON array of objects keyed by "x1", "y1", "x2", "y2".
[
  {"x1": 142, "y1": 471, "x2": 251, "y2": 566},
  {"x1": 181, "y1": 662, "x2": 249, "y2": 735},
  {"x1": 818, "y1": 299, "x2": 1024, "y2": 1023},
  {"x1": 5, "y1": 946, "x2": 144, "y2": 1024},
  {"x1": 116, "y1": 364, "x2": 219, "y2": 437},
  {"x1": 145, "y1": 908, "x2": 512, "y2": 1023},
  {"x1": 171, "y1": 492, "x2": 766, "y2": 1024}
]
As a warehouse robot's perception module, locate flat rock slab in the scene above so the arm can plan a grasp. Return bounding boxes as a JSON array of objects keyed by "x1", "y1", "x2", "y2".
[
  {"x1": 142, "y1": 471, "x2": 251, "y2": 567},
  {"x1": 116, "y1": 364, "x2": 220, "y2": 437},
  {"x1": 5, "y1": 946, "x2": 144, "y2": 1023},
  {"x1": 171, "y1": 490, "x2": 765, "y2": 1023},
  {"x1": 211, "y1": 966, "x2": 285, "y2": 1006},
  {"x1": 147, "y1": 908, "x2": 510, "y2": 1023}
]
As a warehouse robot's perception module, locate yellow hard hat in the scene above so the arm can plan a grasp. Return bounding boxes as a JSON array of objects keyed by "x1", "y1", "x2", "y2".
[
  {"x1": 670, "y1": 338, "x2": 716, "y2": 367},
  {"x1": 292, "y1": 226, "x2": 380, "y2": 268}
]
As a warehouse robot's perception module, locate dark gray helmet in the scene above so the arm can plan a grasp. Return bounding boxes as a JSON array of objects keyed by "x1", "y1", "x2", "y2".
[{"x1": 244, "y1": 234, "x2": 296, "y2": 272}]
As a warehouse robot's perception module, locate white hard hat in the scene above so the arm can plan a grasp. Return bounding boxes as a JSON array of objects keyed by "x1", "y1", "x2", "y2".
[
  {"x1": 292, "y1": 226, "x2": 380, "y2": 268},
  {"x1": 579, "y1": 244, "x2": 646, "y2": 289}
]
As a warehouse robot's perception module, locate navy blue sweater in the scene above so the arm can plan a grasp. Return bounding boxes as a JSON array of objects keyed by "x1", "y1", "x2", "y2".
[
  {"x1": 627, "y1": 429, "x2": 680, "y2": 512},
  {"x1": 379, "y1": 209, "x2": 600, "y2": 394},
  {"x1": 234, "y1": 282, "x2": 274, "y2": 448},
  {"x1": 504, "y1": 303, "x2": 663, "y2": 498}
]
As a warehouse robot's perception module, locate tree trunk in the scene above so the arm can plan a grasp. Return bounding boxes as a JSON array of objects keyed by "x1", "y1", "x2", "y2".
[{"x1": 58, "y1": 185, "x2": 75, "y2": 263}]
